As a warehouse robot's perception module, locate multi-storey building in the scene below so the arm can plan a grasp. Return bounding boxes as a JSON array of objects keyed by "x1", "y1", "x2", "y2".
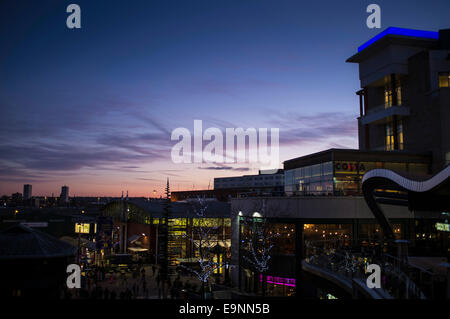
[
  {"x1": 23, "y1": 184, "x2": 32, "y2": 201},
  {"x1": 60, "y1": 185, "x2": 69, "y2": 204},
  {"x1": 347, "y1": 27, "x2": 450, "y2": 172},
  {"x1": 214, "y1": 169, "x2": 284, "y2": 196},
  {"x1": 230, "y1": 27, "x2": 450, "y2": 299}
]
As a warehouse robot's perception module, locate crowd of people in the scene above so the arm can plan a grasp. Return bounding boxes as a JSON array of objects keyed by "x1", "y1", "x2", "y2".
[{"x1": 61, "y1": 264, "x2": 207, "y2": 299}]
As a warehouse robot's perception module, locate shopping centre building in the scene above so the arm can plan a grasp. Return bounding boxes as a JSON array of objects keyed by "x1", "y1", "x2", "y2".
[
  {"x1": 230, "y1": 27, "x2": 450, "y2": 299},
  {"x1": 101, "y1": 198, "x2": 232, "y2": 280},
  {"x1": 284, "y1": 149, "x2": 430, "y2": 196}
]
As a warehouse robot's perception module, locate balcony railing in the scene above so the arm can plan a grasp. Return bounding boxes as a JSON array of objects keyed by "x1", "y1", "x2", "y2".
[{"x1": 360, "y1": 104, "x2": 410, "y2": 125}]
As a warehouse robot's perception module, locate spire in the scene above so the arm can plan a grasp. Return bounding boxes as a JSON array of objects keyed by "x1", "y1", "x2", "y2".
[
  {"x1": 126, "y1": 190, "x2": 129, "y2": 201},
  {"x1": 165, "y1": 178, "x2": 170, "y2": 200},
  {"x1": 121, "y1": 191, "x2": 124, "y2": 200}
]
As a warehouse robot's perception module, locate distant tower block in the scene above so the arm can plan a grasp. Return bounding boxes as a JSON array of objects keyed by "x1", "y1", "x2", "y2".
[
  {"x1": 60, "y1": 185, "x2": 69, "y2": 203},
  {"x1": 23, "y1": 184, "x2": 32, "y2": 201}
]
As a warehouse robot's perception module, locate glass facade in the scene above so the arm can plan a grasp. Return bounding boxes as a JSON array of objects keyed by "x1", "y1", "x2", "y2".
[
  {"x1": 144, "y1": 217, "x2": 231, "y2": 262},
  {"x1": 285, "y1": 160, "x2": 428, "y2": 196},
  {"x1": 285, "y1": 161, "x2": 333, "y2": 196}
]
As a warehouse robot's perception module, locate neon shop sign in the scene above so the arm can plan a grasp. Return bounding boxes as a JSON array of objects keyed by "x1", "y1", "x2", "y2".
[{"x1": 334, "y1": 162, "x2": 366, "y2": 173}]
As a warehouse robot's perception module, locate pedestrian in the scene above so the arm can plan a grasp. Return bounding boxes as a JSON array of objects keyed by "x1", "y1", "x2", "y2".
[
  {"x1": 142, "y1": 279, "x2": 146, "y2": 292},
  {"x1": 152, "y1": 265, "x2": 156, "y2": 276}
]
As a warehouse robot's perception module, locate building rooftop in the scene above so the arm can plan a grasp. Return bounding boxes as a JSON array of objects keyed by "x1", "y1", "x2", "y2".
[
  {"x1": 283, "y1": 148, "x2": 431, "y2": 170},
  {"x1": 215, "y1": 169, "x2": 284, "y2": 181},
  {"x1": 358, "y1": 27, "x2": 439, "y2": 52},
  {"x1": 128, "y1": 198, "x2": 231, "y2": 218},
  {"x1": 0, "y1": 224, "x2": 76, "y2": 260},
  {"x1": 347, "y1": 27, "x2": 441, "y2": 63}
]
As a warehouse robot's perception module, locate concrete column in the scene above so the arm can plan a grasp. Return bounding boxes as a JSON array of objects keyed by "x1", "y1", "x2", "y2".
[{"x1": 295, "y1": 221, "x2": 304, "y2": 298}]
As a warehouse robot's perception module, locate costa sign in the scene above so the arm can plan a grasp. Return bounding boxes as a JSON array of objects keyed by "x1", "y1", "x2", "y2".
[{"x1": 334, "y1": 162, "x2": 366, "y2": 172}]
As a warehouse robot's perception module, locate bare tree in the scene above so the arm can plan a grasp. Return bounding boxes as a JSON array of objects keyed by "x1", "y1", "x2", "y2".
[
  {"x1": 182, "y1": 197, "x2": 223, "y2": 299},
  {"x1": 241, "y1": 202, "x2": 279, "y2": 297}
]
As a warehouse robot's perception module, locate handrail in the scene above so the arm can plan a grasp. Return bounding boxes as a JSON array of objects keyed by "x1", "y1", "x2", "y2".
[{"x1": 303, "y1": 241, "x2": 427, "y2": 299}]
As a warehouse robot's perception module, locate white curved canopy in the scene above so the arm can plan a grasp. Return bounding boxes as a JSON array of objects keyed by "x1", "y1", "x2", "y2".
[{"x1": 362, "y1": 166, "x2": 450, "y2": 193}]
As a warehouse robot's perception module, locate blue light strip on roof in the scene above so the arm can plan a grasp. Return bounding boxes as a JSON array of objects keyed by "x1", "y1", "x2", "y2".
[{"x1": 357, "y1": 27, "x2": 439, "y2": 52}]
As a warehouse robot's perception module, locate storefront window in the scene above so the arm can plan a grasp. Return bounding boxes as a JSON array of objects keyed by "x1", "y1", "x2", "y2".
[
  {"x1": 334, "y1": 175, "x2": 360, "y2": 196},
  {"x1": 240, "y1": 222, "x2": 295, "y2": 297},
  {"x1": 358, "y1": 223, "x2": 384, "y2": 246},
  {"x1": 439, "y1": 72, "x2": 450, "y2": 88},
  {"x1": 304, "y1": 224, "x2": 352, "y2": 246}
]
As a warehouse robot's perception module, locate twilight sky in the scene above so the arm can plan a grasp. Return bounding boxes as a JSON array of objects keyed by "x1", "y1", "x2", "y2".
[{"x1": 1, "y1": 0, "x2": 449, "y2": 197}]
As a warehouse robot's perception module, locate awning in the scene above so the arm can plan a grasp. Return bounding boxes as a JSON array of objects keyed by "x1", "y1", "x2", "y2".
[
  {"x1": 128, "y1": 247, "x2": 148, "y2": 252},
  {"x1": 128, "y1": 234, "x2": 141, "y2": 243}
]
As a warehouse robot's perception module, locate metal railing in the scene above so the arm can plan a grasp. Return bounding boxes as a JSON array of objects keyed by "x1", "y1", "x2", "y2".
[
  {"x1": 364, "y1": 102, "x2": 408, "y2": 116},
  {"x1": 303, "y1": 240, "x2": 426, "y2": 299}
]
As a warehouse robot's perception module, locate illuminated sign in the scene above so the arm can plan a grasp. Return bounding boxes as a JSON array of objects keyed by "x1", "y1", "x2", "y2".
[
  {"x1": 260, "y1": 274, "x2": 295, "y2": 287},
  {"x1": 358, "y1": 27, "x2": 439, "y2": 52},
  {"x1": 435, "y1": 222, "x2": 450, "y2": 232},
  {"x1": 75, "y1": 223, "x2": 90, "y2": 234}
]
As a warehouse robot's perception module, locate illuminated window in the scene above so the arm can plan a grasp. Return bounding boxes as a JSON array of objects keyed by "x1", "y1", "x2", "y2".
[
  {"x1": 384, "y1": 89, "x2": 393, "y2": 108},
  {"x1": 385, "y1": 121, "x2": 403, "y2": 151},
  {"x1": 384, "y1": 78, "x2": 402, "y2": 106},
  {"x1": 396, "y1": 86, "x2": 402, "y2": 106},
  {"x1": 438, "y1": 72, "x2": 450, "y2": 88},
  {"x1": 385, "y1": 123, "x2": 394, "y2": 150},
  {"x1": 75, "y1": 223, "x2": 90, "y2": 234},
  {"x1": 397, "y1": 121, "x2": 404, "y2": 150}
]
